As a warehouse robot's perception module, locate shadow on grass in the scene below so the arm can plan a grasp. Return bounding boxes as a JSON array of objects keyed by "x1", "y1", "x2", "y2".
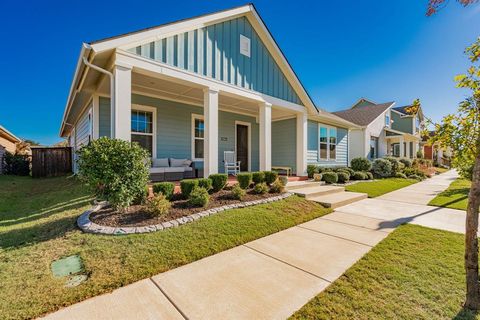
[
  {"x1": 0, "y1": 214, "x2": 78, "y2": 250},
  {"x1": 453, "y1": 306, "x2": 477, "y2": 320}
]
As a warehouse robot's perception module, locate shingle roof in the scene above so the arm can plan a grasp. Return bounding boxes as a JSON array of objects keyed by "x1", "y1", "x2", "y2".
[
  {"x1": 392, "y1": 105, "x2": 409, "y2": 115},
  {"x1": 332, "y1": 102, "x2": 394, "y2": 126}
]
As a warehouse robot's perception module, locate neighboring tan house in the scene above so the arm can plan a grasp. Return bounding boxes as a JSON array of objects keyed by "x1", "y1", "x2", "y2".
[
  {"x1": 59, "y1": 4, "x2": 357, "y2": 177},
  {"x1": 333, "y1": 98, "x2": 424, "y2": 162},
  {"x1": 423, "y1": 131, "x2": 452, "y2": 167},
  {"x1": 0, "y1": 125, "x2": 22, "y2": 173}
]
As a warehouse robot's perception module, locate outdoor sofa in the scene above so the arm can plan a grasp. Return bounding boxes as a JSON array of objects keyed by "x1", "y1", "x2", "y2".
[{"x1": 149, "y1": 158, "x2": 196, "y2": 182}]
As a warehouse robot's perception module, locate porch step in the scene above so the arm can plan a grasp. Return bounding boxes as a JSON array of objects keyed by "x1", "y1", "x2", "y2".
[
  {"x1": 308, "y1": 192, "x2": 368, "y2": 209},
  {"x1": 291, "y1": 185, "x2": 344, "y2": 199},
  {"x1": 286, "y1": 181, "x2": 325, "y2": 190}
]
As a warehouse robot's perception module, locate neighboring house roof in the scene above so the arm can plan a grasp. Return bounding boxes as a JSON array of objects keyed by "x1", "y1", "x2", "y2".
[
  {"x1": 351, "y1": 97, "x2": 377, "y2": 108},
  {"x1": 0, "y1": 125, "x2": 21, "y2": 144},
  {"x1": 333, "y1": 101, "x2": 395, "y2": 127},
  {"x1": 392, "y1": 105, "x2": 410, "y2": 115}
]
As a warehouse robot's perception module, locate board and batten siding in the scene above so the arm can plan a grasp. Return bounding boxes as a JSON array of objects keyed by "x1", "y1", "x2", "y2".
[
  {"x1": 271, "y1": 118, "x2": 296, "y2": 173},
  {"x1": 307, "y1": 120, "x2": 348, "y2": 167},
  {"x1": 127, "y1": 16, "x2": 302, "y2": 105},
  {"x1": 391, "y1": 112, "x2": 413, "y2": 134},
  {"x1": 98, "y1": 94, "x2": 260, "y2": 172}
]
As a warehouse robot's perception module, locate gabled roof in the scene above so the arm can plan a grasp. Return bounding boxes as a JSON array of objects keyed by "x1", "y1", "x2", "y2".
[
  {"x1": 333, "y1": 101, "x2": 395, "y2": 127},
  {"x1": 0, "y1": 125, "x2": 21, "y2": 143},
  {"x1": 392, "y1": 104, "x2": 424, "y2": 120},
  {"x1": 351, "y1": 97, "x2": 377, "y2": 108}
]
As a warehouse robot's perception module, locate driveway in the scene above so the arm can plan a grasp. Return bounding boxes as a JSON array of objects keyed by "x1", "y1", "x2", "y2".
[{"x1": 43, "y1": 171, "x2": 461, "y2": 320}]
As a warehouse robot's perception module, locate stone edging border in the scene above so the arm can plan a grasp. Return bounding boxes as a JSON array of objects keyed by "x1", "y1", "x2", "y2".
[{"x1": 77, "y1": 192, "x2": 293, "y2": 235}]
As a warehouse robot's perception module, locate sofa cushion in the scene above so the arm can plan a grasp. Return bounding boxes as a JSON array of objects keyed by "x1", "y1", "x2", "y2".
[
  {"x1": 184, "y1": 167, "x2": 193, "y2": 172},
  {"x1": 149, "y1": 167, "x2": 165, "y2": 174},
  {"x1": 164, "y1": 167, "x2": 185, "y2": 173},
  {"x1": 170, "y1": 158, "x2": 189, "y2": 167},
  {"x1": 153, "y1": 158, "x2": 169, "y2": 167}
]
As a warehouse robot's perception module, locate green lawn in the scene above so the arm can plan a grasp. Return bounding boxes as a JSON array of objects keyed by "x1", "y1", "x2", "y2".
[
  {"x1": 291, "y1": 224, "x2": 478, "y2": 320},
  {"x1": 345, "y1": 178, "x2": 418, "y2": 198},
  {"x1": 0, "y1": 175, "x2": 331, "y2": 320},
  {"x1": 429, "y1": 178, "x2": 470, "y2": 211}
]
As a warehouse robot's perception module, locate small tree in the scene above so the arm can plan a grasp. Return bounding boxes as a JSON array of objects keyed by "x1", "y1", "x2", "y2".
[{"x1": 77, "y1": 137, "x2": 150, "y2": 210}]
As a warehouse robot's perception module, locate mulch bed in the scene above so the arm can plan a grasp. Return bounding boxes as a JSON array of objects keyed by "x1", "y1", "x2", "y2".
[{"x1": 90, "y1": 189, "x2": 283, "y2": 228}]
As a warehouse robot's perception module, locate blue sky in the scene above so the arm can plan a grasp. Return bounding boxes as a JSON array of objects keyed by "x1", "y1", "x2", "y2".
[{"x1": 1, "y1": 0, "x2": 479, "y2": 145}]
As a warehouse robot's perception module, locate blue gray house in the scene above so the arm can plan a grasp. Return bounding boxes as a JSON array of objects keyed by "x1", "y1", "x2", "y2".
[{"x1": 60, "y1": 4, "x2": 357, "y2": 177}]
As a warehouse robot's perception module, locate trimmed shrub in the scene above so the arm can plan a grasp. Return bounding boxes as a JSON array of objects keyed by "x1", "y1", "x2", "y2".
[
  {"x1": 253, "y1": 182, "x2": 269, "y2": 194},
  {"x1": 365, "y1": 172, "x2": 374, "y2": 180},
  {"x1": 399, "y1": 158, "x2": 412, "y2": 168},
  {"x1": 278, "y1": 176, "x2": 289, "y2": 187},
  {"x1": 209, "y1": 174, "x2": 228, "y2": 192},
  {"x1": 322, "y1": 172, "x2": 338, "y2": 184},
  {"x1": 307, "y1": 164, "x2": 319, "y2": 178},
  {"x1": 236, "y1": 173, "x2": 252, "y2": 189},
  {"x1": 384, "y1": 157, "x2": 401, "y2": 174},
  {"x1": 336, "y1": 168, "x2": 351, "y2": 179},
  {"x1": 145, "y1": 194, "x2": 171, "y2": 216},
  {"x1": 198, "y1": 178, "x2": 213, "y2": 191},
  {"x1": 408, "y1": 174, "x2": 424, "y2": 181},
  {"x1": 3, "y1": 152, "x2": 30, "y2": 176},
  {"x1": 180, "y1": 179, "x2": 199, "y2": 198},
  {"x1": 352, "y1": 171, "x2": 368, "y2": 180},
  {"x1": 77, "y1": 137, "x2": 150, "y2": 210},
  {"x1": 231, "y1": 184, "x2": 246, "y2": 200},
  {"x1": 133, "y1": 185, "x2": 149, "y2": 205},
  {"x1": 269, "y1": 179, "x2": 285, "y2": 193},
  {"x1": 395, "y1": 172, "x2": 407, "y2": 179},
  {"x1": 318, "y1": 167, "x2": 334, "y2": 173},
  {"x1": 263, "y1": 171, "x2": 278, "y2": 185},
  {"x1": 343, "y1": 167, "x2": 355, "y2": 176},
  {"x1": 403, "y1": 167, "x2": 427, "y2": 178},
  {"x1": 152, "y1": 182, "x2": 175, "y2": 200},
  {"x1": 372, "y1": 158, "x2": 392, "y2": 178},
  {"x1": 351, "y1": 157, "x2": 372, "y2": 172},
  {"x1": 337, "y1": 171, "x2": 350, "y2": 183},
  {"x1": 188, "y1": 187, "x2": 210, "y2": 207},
  {"x1": 252, "y1": 171, "x2": 266, "y2": 184}
]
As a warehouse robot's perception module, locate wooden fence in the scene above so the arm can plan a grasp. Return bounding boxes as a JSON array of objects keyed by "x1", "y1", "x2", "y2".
[{"x1": 31, "y1": 147, "x2": 72, "y2": 178}]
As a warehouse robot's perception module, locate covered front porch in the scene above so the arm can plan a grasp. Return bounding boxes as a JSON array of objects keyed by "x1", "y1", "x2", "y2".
[
  {"x1": 92, "y1": 50, "x2": 309, "y2": 178},
  {"x1": 385, "y1": 128, "x2": 420, "y2": 159}
]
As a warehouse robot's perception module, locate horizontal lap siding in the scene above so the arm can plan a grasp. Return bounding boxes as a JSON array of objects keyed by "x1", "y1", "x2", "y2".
[
  {"x1": 127, "y1": 17, "x2": 302, "y2": 105},
  {"x1": 272, "y1": 119, "x2": 296, "y2": 173},
  {"x1": 307, "y1": 120, "x2": 348, "y2": 167},
  {"x1": 75, "y1": 107, "x2": 91, "y2": 149}
]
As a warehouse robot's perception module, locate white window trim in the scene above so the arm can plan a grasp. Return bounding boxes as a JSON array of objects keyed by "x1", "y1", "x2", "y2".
[
  {"x1": 234, "y1": 121, "x2": 252, "y2": 172},
  {"x1": 385, "y1": 112, "x2": 391, "y2": 128},
  {"x1": 131, "y1": 104, "x2": 157, "y2": 159},
  {"x1": 191, "y1": 113, "x2": 204, "y2": 161},
  {"x1": 317, "y1": 124, "x2": 338, "y2": 161}
]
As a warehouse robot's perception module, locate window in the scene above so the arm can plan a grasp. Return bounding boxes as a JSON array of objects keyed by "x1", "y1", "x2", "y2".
[
  {"x1": 415, "y1": 116, "x2": 421, "y2": 132},
  {"x1": 318, "y1": 125, "x2": 337, "y2": 160},
  {"x1": 370, "y1": 136, "x2": 378, "y2": 159},
  {"x1": 131, "y1": 109, "x2": 154, "y2": 156},
  {"x1": 392, "y1": 143, "x2": 400, "y2": 157},
  {"x1": 192, "y1": 115, "x2": 204, "y2": 160},
  {"x1": 385, "y1": 113, "x2": 391, "y2": 127}
]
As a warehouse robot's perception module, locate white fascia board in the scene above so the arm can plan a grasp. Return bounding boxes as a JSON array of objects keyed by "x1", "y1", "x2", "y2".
[
  {"x1": 90, "y1": 6, "x2": 251, "y2": 53},
  {"x1": 308, "y1": 113, "x2": 360, "y2": 129}
]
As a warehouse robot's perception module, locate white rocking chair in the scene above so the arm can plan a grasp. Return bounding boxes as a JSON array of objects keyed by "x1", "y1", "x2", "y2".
[{"x1": 224, "y1": 151, "x2": 241, "y2": 175}]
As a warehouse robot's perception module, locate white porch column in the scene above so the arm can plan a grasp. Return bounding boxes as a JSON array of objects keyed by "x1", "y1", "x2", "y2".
[
  {"x1": 296, "y1": 112, "x2": 308, "y2": 176},
  {"x1": 413, "y1": 142, "x2": 418, "y2": 158},
  {"x1": 259, "y1": 102, "x2": 272, "y2": 171},
  {"x1": 405, "y1": 139, "x2": 411, "y2": 158},
  {"x1": 203, "y1": 87, "x2": 219, "y2": 177},
  {"x1": 113, "y1": 63, "x2": 132, "y2": 140},
  {"x1": 399, "y1": 137, "x2": 405, "y2": 157}
]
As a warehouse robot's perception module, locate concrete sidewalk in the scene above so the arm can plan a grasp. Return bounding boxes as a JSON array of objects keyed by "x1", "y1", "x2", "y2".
[{"x1": 43, "y1": 171, "x2": 461, "y2": 320}]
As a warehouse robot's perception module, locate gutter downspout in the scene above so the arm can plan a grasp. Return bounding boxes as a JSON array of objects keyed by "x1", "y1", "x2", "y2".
[{"x1": 81, "y1": 56, "x2": 115, "y2": 138}]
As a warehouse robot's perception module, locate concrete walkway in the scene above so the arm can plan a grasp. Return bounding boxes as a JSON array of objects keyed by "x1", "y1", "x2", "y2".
[{"x1": 43, "y1": 171, "x2": 462, "y2": 320}]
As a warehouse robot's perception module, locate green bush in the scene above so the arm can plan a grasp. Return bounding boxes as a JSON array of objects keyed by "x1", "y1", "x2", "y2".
[
  {"x1": 372, "y1": 158, "x2": 392, "y2": 178},
  {"x1": 209, "y1": 174, "x2": 228, "y2": 192},
  {"x1": 252, "y1": 171, "x2": 266, "y2": 184},
  {"x1": 337, "y1": 171, "x2": 350, "y2": 183},
  {"x1": 457, "y1": 161, "x2": 473, "y2": 180},
  {"x1": 180, "y1": 179, "x2": 199, "y2": 198},
  {"x1": 384, "y1": 157, "x2": 402, "y2": 175},
  {"x1": 307, "y1": 164, "x2": 319, "y2": 178},
  {"x1": 403, "y1": 167, "x2": 427, "y2": 178},
  {"x1": 399, "y1": 158, "x2": 413, "y2": 168},
  {"x1": 188, "y1": 187, "x2": 210, "y2": 207},
  {"x1": 408, "y1": 174, "x2": 424, "y2": 181},
  {"x1": 236, "y1": 173, "x2": 252, "y2": 189},
  {"x1": 231, "y1": 184, "x2": 246, "y2": 200},
  {"x1": 152, "y1": 182, "x2": 175, "y2": 200},
  {"x1": 269, "y1": 179, "x2": 285, "y2": 193},
  {"x1": 352, "y1": 171, "x2": 368, "y2": 180},
  {"x1": 263, "y1": 171, "x2": 278, "y2": 185},
  {"x1": 77, "y1": 137, "x2": 150, "y2": 210},
  {"x1": 351, "y1": 157, "x2": 372, "y2": 172},
  {"x1": 342, "y1": 167, "x2": 355, "y2": 176},
  {"x1": 322, "y1": 172, "x2": 338, "y2": 184},
  {"x1": 145, "y1": 194, "x2": 171, "y2": 216},
  {"x1": 318, "y1": 167, "x2": 334, "y2": 173},
  {"x1": 365, "y1": 171, "x2": 374, "y2": 180},
  {"x1": 253, "y1": 182, "x2": 269, "y2": 194},
  {"x1": 3, "y1": 152, "x2": 30, "y2": 176},
  {"x1": 395, "y1": 172, "x2": 407, "y2": 179},
  {"x1": 336, "y1": 168, "x2": 351, "y2": 179},
  {"x1": 198, "y1": 178, "x2": 213, "y2": 191},
  {"x1": 278, "y1": 176, "x2": 289, "y2": 187}
]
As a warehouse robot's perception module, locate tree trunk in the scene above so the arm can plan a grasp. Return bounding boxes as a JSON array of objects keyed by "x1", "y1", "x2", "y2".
[{"x1": 465, "y1": 147, "x2": 480, "y2": 310}]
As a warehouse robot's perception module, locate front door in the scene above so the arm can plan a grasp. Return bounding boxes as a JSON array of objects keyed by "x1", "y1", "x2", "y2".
[{"x1": 236, "y1": 124, "x2": 249, "y2": 172}]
